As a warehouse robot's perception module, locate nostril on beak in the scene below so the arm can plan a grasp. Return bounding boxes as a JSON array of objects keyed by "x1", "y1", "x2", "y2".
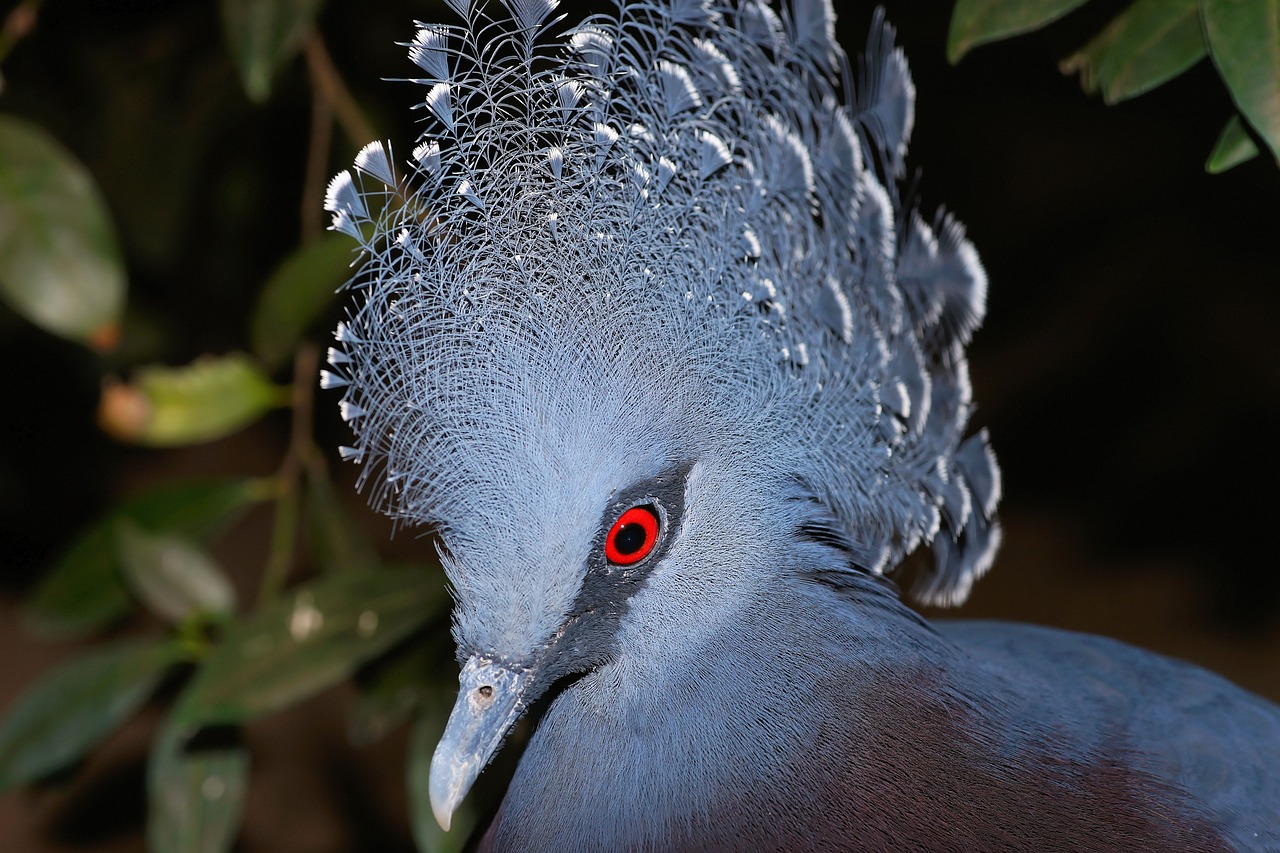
[{"x1": 477, "y1": 684, "x2": 494, "y2": 703}]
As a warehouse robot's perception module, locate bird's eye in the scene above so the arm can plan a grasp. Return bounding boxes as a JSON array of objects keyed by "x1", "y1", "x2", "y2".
[{"x1": 604, "y1": 505, "x2": 660, "y2": 565}]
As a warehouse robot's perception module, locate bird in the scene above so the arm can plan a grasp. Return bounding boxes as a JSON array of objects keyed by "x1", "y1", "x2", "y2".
[{"x1": 321, "y1": 0, "x2": 1280, "y2": 848}]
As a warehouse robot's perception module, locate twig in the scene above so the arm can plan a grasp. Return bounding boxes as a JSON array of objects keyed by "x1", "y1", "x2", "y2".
[
  {"x1": 300, "y1": 78, "x2": 334, "y2": 243},
  {"x1": 304, "y1": 31, "x2": 375, "y2": 147},
  {"x1": 257, "y1": 343, "x2": 323, "y2": 605}
]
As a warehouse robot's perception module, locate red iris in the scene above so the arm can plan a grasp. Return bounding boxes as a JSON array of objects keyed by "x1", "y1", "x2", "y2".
[{"x1": 604, "y1": 505, "x2": 660, "y2": 565}]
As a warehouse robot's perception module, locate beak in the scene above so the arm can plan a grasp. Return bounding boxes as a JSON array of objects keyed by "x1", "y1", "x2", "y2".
[{"x1": 429, "y1": 656, "x2": 530, "y2": 831}]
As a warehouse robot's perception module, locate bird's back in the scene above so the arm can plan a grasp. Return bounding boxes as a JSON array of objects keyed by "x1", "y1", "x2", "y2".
[{"x1": 941, "y1": 620, "x2": 1280, "y2": 851}]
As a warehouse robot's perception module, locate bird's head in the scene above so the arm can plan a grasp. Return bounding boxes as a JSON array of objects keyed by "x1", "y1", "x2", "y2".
[
  {"x1": 323, "y1": 0, "x2": 1001, "y2": 831},
  {"x1": 328, "y1": 219, "x2": 813, "y2": 824}
]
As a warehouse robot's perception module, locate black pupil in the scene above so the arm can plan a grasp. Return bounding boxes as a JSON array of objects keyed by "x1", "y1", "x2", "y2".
[{"x1": 614, "y1": 522, "x2": 648, "y2": 555}]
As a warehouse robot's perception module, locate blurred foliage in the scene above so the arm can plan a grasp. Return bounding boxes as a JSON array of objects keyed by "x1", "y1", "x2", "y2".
[
  {"x1": 0, "y1": 0, "x2": 469, "y2": 849},
  {"x1": 98, "y1": 354, "x2": 290, "y2": 447},
  {"x1": 0, "y1": 637, "x2": 181, "y2": 791},
  {"x1": 221, "y1": 0, "x2": 324, "y2": 104},
  {"x1": 0, "y1": 114, "x2": 125, "y2": 347},
  {"x1": 949, "y1": 0, "x2": 1280, "y2": 171},
  {"x1": 26, "y1": 478, "x2": 271, "y2": 639},
  {"x1": 0, "y1": 0, "x2": 1274, "y2": 850}
]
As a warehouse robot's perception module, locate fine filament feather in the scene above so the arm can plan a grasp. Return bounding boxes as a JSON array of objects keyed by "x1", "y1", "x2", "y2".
[{"x1": 328, "y1": 0, "x2": 999, "y2": 609}]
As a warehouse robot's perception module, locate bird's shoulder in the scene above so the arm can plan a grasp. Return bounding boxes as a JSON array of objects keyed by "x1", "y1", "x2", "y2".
[{"x1": 940, "y1": 619, "x2": 1280, "y2": 850}]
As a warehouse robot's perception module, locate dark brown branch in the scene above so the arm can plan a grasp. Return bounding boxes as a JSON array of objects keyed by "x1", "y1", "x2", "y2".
[
  {"x1": 304, "y1": 31, "x2": 376, "y2": 148},
  {"x1": 300, "y1": 78, "x2": 335, "y2": 243},
  {"x1": 258, "y1": 342, "x2": 323, "y2": 605}
]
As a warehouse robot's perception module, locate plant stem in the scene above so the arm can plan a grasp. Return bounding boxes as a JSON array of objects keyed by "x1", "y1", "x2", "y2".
[
  {"x1": 304, "y1": 31, "x2": 376, "y2": 148},
  {"x1": 257, "y1": 343, "x2": 323, "y2": 606},
  {"x1": 301, "y1": 73, "x2": 334, "y2": 243}
]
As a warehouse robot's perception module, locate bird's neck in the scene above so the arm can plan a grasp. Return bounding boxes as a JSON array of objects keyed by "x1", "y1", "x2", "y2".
[{"x1": 483, "y1": 572, "x2": 1229, "y2": 851}]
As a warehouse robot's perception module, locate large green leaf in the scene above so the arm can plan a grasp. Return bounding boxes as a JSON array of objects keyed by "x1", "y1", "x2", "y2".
[
  {"x1": 0, "y1": 637, "x2": 179, "y2": 791},
  {"x1": 99, "y1": 353, "x2": 289, "y2": 447},
  {"x1": 221, "y1": 0, "x2": 325, "y2": 103},
  {"x1": 349, "y1": 639, "x2": 437, "y2": 746},
  {"x1": 0, "y1": 115, "x2": 125, "y2": 349},
  {"x1": 27, "y1": 478, "x2": 271, "y2": 638},
  {"x1": 1206, "y1": 113, "x2": 1261, "y2": 172},
  {"x1": 117, "y1": 522, "x2": 238, "y2": 625},
  {"x1": 1202, "y1": 0, "x2": 1280, "y2": 163},
  {"x1": 1061, "y1": 0, "x2": 1206, "y2": 103},
  {"x1": 305, "y1": 471, "x2": 380, "y2": 576},
  {"x1": 250, "y1": 233, "x2": 357, "y2": 371},
  {"x1": 949, "y1": 0, "x2": 1093, "y2": 62},
  {"x1": 148, "y1": 718, "x2": 248, "y2": 853},
  {"x1": 176, "y1": 567, "x2": 445, "y2": 728}
]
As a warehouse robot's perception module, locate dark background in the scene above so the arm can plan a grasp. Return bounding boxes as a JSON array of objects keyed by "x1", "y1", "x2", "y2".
[{"x1": 1, "y1": 1, "x2": 1277, "y2": 849}]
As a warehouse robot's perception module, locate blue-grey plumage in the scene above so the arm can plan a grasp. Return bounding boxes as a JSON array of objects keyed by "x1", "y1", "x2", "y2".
[
  {"x1": 481, "y1": 585, "x2": 1280, "y2": 850},
  {"x1": 324, "y1": 0, "x2": 1280, "y2": 848}
]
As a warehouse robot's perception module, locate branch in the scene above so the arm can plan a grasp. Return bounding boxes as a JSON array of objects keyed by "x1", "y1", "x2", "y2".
[
  {"x1": 304, "y1": 31, "x2": 376, "y2": 148},
  {"x1": 300, "y1": 78, "x2": 334, "y2": 242},
  {"x1": 257, "y1": 342, "x2": 323, "y2": 606}
]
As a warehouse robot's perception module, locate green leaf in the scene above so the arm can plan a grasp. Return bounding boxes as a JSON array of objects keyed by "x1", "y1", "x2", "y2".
[
  {"x1": 305, "y1": 471, "x2": 380, "y2": 575},
  {"x1": 221, "y1": 0, "x2": 325, "y2": 103},
  {"x1": 0, "y1": 637, "x2": 179, "y2": 791},
  {"x1": 1206, "y1": 113, "x2": 1261, "y2": 171},
  {"x1": 349, "y1": 639, "x2": 437, "y2": 745},
  {"x1": 407, "y1": 709, "x2": 475, "y2": 853},
  {"x1": 250, "y1": 233, "x2": 357, "y2": 371},
  {"x1": 27, "y1": 478, "x2": 272, "y2": 638},
  {"x1": 98, "y1": 353, "x2": 290, "y2": 447},
  {"x1": 176, "y1": 567, "x2": 445, "y2": 728},
  {"x1": 949, "y1": 0, "x2": 1093, "y2": 62},
  {"x1": 1061, "y1": 0, "x2": 1206, "y2": 103},
  {"x1": 0, "y1": 115, "x2": 125, "y2": 349},
  {"x1": 27, "y1": 524, "x2": 133, "y2": 639},
  {"x1": 1202, "y1": 0, "x2": 1280, "y2": 164},
  {"x1": 117, "y1": 522, "x2": 237, "y2": 625},
  {"x1": 148, "y1": 718, "x2": 248, "y2": 853}
]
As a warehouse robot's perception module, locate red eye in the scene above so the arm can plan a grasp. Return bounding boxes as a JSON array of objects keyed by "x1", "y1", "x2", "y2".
[{"x1": 605, "y1": 505, "x2": 660, "y2": 565}]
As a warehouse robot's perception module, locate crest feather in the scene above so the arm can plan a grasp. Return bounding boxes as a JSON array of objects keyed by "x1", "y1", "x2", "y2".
[{"x1": 328, "y1": 0, "x2": 1000, "y2": 607}]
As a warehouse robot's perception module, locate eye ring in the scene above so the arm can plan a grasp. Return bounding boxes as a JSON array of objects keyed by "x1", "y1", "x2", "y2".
[{"x1": 605, "y1": 505, "x2": 660, "y2": 565}]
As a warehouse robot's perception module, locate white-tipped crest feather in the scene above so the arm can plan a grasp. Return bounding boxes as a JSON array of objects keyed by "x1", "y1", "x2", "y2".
[
  {"x1": 327, "y1": 0, "x2": 1001, "y2": 653},
  {"x1": 355, "y1": 141, "x2": 396, "y2": 187}
]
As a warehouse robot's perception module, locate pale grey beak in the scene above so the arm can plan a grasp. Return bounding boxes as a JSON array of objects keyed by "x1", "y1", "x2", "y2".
[{"x1": 429, "y1": 657, "x2": 530, "y2": 831}]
